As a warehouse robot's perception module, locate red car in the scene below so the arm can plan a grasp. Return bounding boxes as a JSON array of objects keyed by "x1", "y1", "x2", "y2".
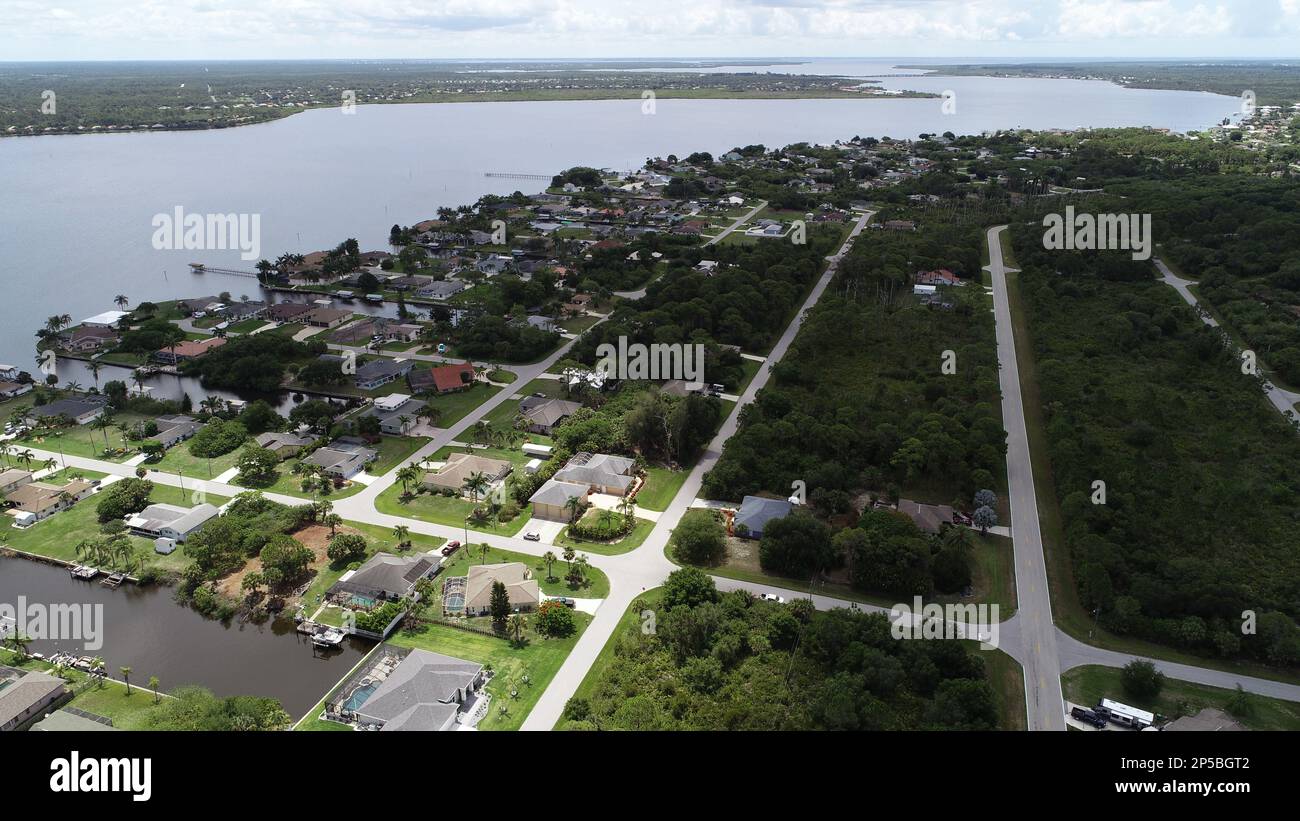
[{"x1": 441, "y1": 541, "x2": 461, "y2": 556}]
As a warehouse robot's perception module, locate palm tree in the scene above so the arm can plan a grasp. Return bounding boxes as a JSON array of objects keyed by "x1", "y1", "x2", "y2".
[
  {"x1": 562, "y1": 545, "x2": 576, "y2": 573},
  {"x1": 395, "y1": 464, "x2": 421, "y2": 495},
  {"x1": 148, "y1": 676, "x2": 161, "y2": 704},
  {"x1": 120, "y1": 666, "x2": 133, "y2": 695},
  {"x1": 17, "y1": 449, "x2": 34, "y2": 469},
  {"x1": 392, "y1": 524, "x2": 411, "y2": 549},
  {"x1": 397, "y1": 414, "x2": 412, "y2": 434},
  {"x1": 90, "y1": 657, "x2": 106, "y2": 687},
  {"x1": 42, "y1": 457, "x2": 57, "y2": 473},
  {"x1": 2, "y1": 632, "x2": 33, "y2": 662},
  {"x1": 323, "y1": 513, "x2": 342, "y2": 536},
  {"x1": 563, "y1": 495, "x2": 583, "y2": 524},
  {"x1": 462, "y1": 471, "x2": 490, "y2": 505},
  {"x1": 506, "y1": 613, "x2": 527, "y2": 644},
  {"x1": 86, "y1": 359, "x2": 103, "y2": 386},
  {"x1": 542, "y1": 551, "x2": 558, "y2": 582},
  {"x1": 63, "y1": 380, "x2": 82, "y2": 394},
  {"x1": 598, "y1": 508, "x2": 616, "y2": 536}
]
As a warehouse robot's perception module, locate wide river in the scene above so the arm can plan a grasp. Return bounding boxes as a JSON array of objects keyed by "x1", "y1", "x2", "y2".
[{"x1": 0, "y1": 62, "x2": 1240, "y2": 713}]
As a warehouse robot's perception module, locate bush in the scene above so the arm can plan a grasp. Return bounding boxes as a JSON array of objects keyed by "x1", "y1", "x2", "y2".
[
  {"x1": 327, "y1": 533, "x2": 367, "y2": 566},
  {"x1": 670, "y1": 510, "x2": 726, "y2": 565},
  {"x1": 188, "y1": 418, "x2": 248, "y2": 458},
  {"x1": 1120, "y1": 659, "x2": 1166, "y2": 701},
  {"x1": 95, "y1": 478, "x2": 154, "y2": 522},
  {"x1": 535, "y1": 600, "x2": 576, "y2": 637}
]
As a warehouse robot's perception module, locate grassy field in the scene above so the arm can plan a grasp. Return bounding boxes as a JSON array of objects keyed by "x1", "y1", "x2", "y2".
[
  {"x1": 297, "y1": 521, "x2": 447, "y2": 615},
  {"x1": 375, "y1": 483, "x2": 533, "y2": 537},
  {"x1": 422, "y1": 382, "x2": 503, "y2": 427},
  {"x1": 975, "y1": 642, "x2": 1027, "y2": 731},
  {"x1": 556, "y1": 515, "x2": 655, "y2": 556},
  {"x1": 3, "y1": 412, "x2": 151, "y2": 462},
  {"x1": 635, "y1": 466, "x2": 687, "y2": 511},
  {"x1": 0, "y1": 479, "x2": 225, "y2": 575},
  {"x1": 1062, "y1": 665, "x2": 1300, "y2": 731},
  {"x1": 388, "y1": 611, "x2": 594, "y2": 730},
  {"x1": 149, "y1": 441, "x2": 242, "y2": 481}
]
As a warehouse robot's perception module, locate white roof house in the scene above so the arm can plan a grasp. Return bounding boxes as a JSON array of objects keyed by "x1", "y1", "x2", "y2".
[
  {"x1": 81, "y1": 310, "x2": 130, "y2": 328},
  {"x1": 126, "y1": 503, "x2": 219, "y2": 542}
]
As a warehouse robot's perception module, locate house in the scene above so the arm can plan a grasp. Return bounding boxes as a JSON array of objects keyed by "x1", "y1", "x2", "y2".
[
  {"x1": 354, "y1": 358, "x2": 414, "y2": 391},
  {"x1": 302, "y1": 441, "x2": 377, "y2": 479},
  {"x1": 526, "y1": 315, "x2": 558, "y2": 333},
  {"x1": 30, "y1": 709, "x2": 118, "y2": 731},
  {"x1": 897, "y1": 499, "x2": 956, "y2": 534},
  {"x1": 176, "y1": 297, "x2": 224, "y2": 316},
  {"x1": 304, "y1": 307, "x2": 352, "y2": 328},
  {"x1": 423, "y1": 452, "x2": 512, "y2": 495},
  {"x1": 0, "y1": 365, "x2": 19, "y2": 382},
  {"x1": 254, "y1": 431, "x2": 314, "y2": 459},
  {"x1": 0, "y1": 382, "x2": 31, "y2": 400},
  {"x1": 4, "y1": 478, "x2": 95, "y2": 523},
  {"x1": 0, "y1": 469, "x2": 33, "y2": 495},
  {"x1": 80, "y1": 310, "x2": 130, "y2": 328},
  {"x1": 518, "y1": 397, "x2": 582, "y2": 435},
  {"x1": 126, "y1": 502, "x2": 219, "y2": 542},
  {"x1": 153, "y1": 414, "x2": 203, "y2": 448},
  {"x1": 915, "y1": 269, "x2": 964, "y2": 287},
  {"x1": 0, "y1": 668, "x2": 68, "y2": 731},
  {"x1": 695, "y1": 260, "x2": 720, "y2": 274},
  {"x1": 416, "y1": 280, "x2": 465, "y2": 300},
  {"x1": 554, "y1": 452, "x2": 637, "y2": 495},
  {"x1": 223, "y1": 300, "x2": 269, "y2": 321},
  {"x1": 476, "y1": 254, "x2": 512, "y2": 275},
  {"x1": 153, "y1": 337, "x2": 226, "y2": 364},
  {"x1": 385, "y1": 323, "x2": 423, "y2": 343},
  {"x1": 30, "y1": 396, "x2": 108, "y2": 425},
  {"x1": 562, "y1": 293, "x2": 593, "y2": 315},
  {"x1": 329, "y1": 552, "x2": 438, "y2": 603},
  {"x1": 449, "y1": 562, "x2": 540, "y2": 616},
  {"x1": 733, "y1": 495, "x2": 793, "y2": 539},
  {"x1": 528, "y1": 478, "x2": 591, "y2": 521},
  {"x1": 59, "y1": 325, "x2": 119, "y2": 352},
  {"x1": 408, "y1": 363, "x2": 475, "y2": 395},
  {"x1": 264, "y1": 302, "x2": 313, "y2": 323},
  {"x1": 361, "y1": 394, "x2": 426, "y2": 435},
  {"x1": 352, "y1": 647, "x2": 485, "y2": 732},
  {"x1": 883, "y1": 220, "x2": 917, "y2": 231}
]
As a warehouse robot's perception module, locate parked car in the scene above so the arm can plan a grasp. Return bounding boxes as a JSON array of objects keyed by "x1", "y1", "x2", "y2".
[
  {"x1": 758, "y1": 593, "x2": 785, "y2": 604},
  {"x1": 441, "y1": 541, "x2": 461, "y2": 556},
  {"x1": 1071, "y1": 706, "x2": 1108, "y2": 729},
  {"x1": 551, "y1": 597, "x2": 576, "y2": 608},
  {"x1": 523, "y1": 531, "x2": 541, "y2": 541}
]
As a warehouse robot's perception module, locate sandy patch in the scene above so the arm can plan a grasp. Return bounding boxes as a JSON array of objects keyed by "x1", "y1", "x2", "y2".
[{"x1": 215, "y1": 523, "x2": 357, "y2": 601}]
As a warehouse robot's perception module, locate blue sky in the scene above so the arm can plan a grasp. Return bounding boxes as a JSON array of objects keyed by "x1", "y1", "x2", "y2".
[{"x1": 2, "y1": 0, "x2": 1298, "y2": 61}]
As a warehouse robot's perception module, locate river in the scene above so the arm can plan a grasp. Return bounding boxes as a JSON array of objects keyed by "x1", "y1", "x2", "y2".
[{"x1": 0, "y1": 555, "x2": 367, "y2": 717}]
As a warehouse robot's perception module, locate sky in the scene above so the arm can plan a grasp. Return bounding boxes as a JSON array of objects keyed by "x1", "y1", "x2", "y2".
[{"x1": 1, "y1": 0, "x2": 1299, "y2": 62}]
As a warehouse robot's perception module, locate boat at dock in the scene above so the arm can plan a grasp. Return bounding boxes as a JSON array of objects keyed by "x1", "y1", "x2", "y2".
[
  {"x1": 312, "y1": 627, "x2": 346, "y2": 648},
  {"x1": 69, "y1": 565, "x2": 99, "y2": 580}
]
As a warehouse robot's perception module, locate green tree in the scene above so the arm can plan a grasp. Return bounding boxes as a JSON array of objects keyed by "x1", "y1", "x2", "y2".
[{"x1": 1120, "y1": 659, "x2": 1166, "y2": 701}]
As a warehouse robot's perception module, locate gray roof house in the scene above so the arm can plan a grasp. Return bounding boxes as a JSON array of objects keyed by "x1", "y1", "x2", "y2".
[
  {"x1": 329, "y1": 552, "x2": 439, "y2": 602},
  {"x1": 0, "y1": 668, "x2": 68, "y2": 732},
  {"x1": 733, "y1": 495, "x2": 794, "y2": 539},
  {"x1": 153, "y1": 414, "x2": 203, "y2": 448},
  {"x1": 303, "y1": 441, "x2": 377, "y2": 478},
  {"x1": 554, "y1": 452, "x2": 637, "y2": 495},
  {"x1": 518, "y1": 397, "x2": 582, "y2": 435},
  {"x1": 30, "y1": 396, "x2": 108, "y2": 425},
  {"x1": 528, "y1": 478, "x2": 591, "y2": 521},
  {"x1": 125, "y1": 503, "x2": 219, "y2": 543},
  {"x1": 354, "y1": 358, "x2": 414, "y2": 391},
  {"x1": 417, "y1": 280, "x2": 465, "y2": 300},
  {"x1": 354, "y1": 648, "x2": 485, "y2": 731}
]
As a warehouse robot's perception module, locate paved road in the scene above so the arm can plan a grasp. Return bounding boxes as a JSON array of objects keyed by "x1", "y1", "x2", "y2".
[
  {"x1": 612, "y1": 200, "x2": 769, "y2": 300},
  {"x1": 984, "y1": 225, "x2": 1066, "y2": 731},
  {"x1": 1156, "y1": 257, "x2": 1300, "y2": 424},
  {"x1": 520, "y1": 208, "x2": 876, "y2": 729}
]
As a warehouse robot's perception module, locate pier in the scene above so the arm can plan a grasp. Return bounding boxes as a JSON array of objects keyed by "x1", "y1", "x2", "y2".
[{"x1": 189, "y1": 262, "x2": 262, "y2": 279}]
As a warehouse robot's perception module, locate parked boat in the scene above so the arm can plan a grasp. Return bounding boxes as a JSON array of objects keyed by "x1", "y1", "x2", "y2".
[
  {"x1": 69, "y1": 565, "x2": 99, "y2": 580},
  {"x1": 312, "y1": 627, "x2": 346, "y2": 648}
]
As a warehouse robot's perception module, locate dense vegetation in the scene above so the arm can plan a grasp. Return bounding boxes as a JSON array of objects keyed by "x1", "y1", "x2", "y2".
[
  {"x1": 1009, "y1": 222, "x2": 1300, "y2": 666},
  {"x1": 562, "y1": 569, "x2": 1000, "y2": 730},
  {"x1": 179, "y1": 332, "x2": 324, "y2": 392}
]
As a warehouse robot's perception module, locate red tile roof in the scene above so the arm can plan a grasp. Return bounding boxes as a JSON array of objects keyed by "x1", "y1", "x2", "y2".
[{"x1": 430, "y1": 363, "x2": 475, "y2": 393}]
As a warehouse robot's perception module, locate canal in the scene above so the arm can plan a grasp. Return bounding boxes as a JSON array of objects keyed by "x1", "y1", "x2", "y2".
[{"x1": 0, "y1": 555, "x2": 370, "y2": 718}]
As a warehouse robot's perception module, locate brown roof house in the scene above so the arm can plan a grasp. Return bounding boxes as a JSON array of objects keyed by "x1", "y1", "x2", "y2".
[
  {"x1": 444, "y1": 562, "x2": 540, "y2": 617},
  {"x1": 5, "y1": 478, "x2": 94, "y2": 525},
  {"x1": 153, "y1": 337, "x2": 226, "y2": 364},
  {"x1": 897, "y1": 499, "x2": 956, "y2": 534},
  {"x1": 422, "y1": 452, "x2": 512, "y2": 496}
]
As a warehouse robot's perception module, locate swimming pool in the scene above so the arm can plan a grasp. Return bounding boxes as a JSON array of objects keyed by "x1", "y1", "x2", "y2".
[{"x1": 344, "y1": 681, "x2": 378, "y2": 712}]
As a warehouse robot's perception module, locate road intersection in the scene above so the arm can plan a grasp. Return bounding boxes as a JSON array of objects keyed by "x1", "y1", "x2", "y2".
[{"x1": 12, "y1": 214, "x2": 1300, "y2": 730}]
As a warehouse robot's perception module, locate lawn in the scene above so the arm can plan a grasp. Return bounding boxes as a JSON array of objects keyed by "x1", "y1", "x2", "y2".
[
  {"x1": 375, "y1": 484, "x2": 533, "y2": 537},
  {"x1": 485, "y1": 368, "x2": 517, "y2": 384},
  {"x1": 5, "y1": 412, "x2": 151, "y2": 462},
  {"x1": 0, "y1": 479, "x2": 225, "y2": 576},
  {"x1": 148, "y1": 441, "x2": 242, "y2": 482},
  {"x1": 0, "y1": 647, "x2": 169, "y2": 730},
  {"x1": 388, "y1": 612, "x2": 593, "y2": 730},
  {"x1": 296, "y1": 520, "x2": 447, "y2": 615},
  {"x1": 635, "y1": 466, "x2": 687, "y2": 511},
  {"x1": 236, "y1": 434, "x2": 429, "y2": 500},
  {"x1": 421, "y1": 382, "x2": 504, "y2": 427},
  {"x1": 437, "y1": 542, "x2": 609, "y2": 599},
  {"x1": 559, "y1": 314, "x2": 601, "y2": 334},
  {"x1": 1062, "y1": 665, "x2": 1300, "y2": 731},
  {"x1": 969, "y1": 641, "x2": 1026, "y2": 731},
  {"x1": 556, "y1": 514, "x2": 655, "y2": 557}
]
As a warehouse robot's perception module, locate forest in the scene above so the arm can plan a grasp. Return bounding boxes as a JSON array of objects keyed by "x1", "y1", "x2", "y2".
[{"x1": 1009, "y1": 221, "x2": 1300, "y2": 667}]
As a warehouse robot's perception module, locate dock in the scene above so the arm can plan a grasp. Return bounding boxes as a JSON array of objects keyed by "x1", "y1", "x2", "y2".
[
  {"x1": 70, "y1": 565, "x2": 100, "y2": 580},
  {"x1": 100, "y1": 572, "x2": 126, "y2": 588}
]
